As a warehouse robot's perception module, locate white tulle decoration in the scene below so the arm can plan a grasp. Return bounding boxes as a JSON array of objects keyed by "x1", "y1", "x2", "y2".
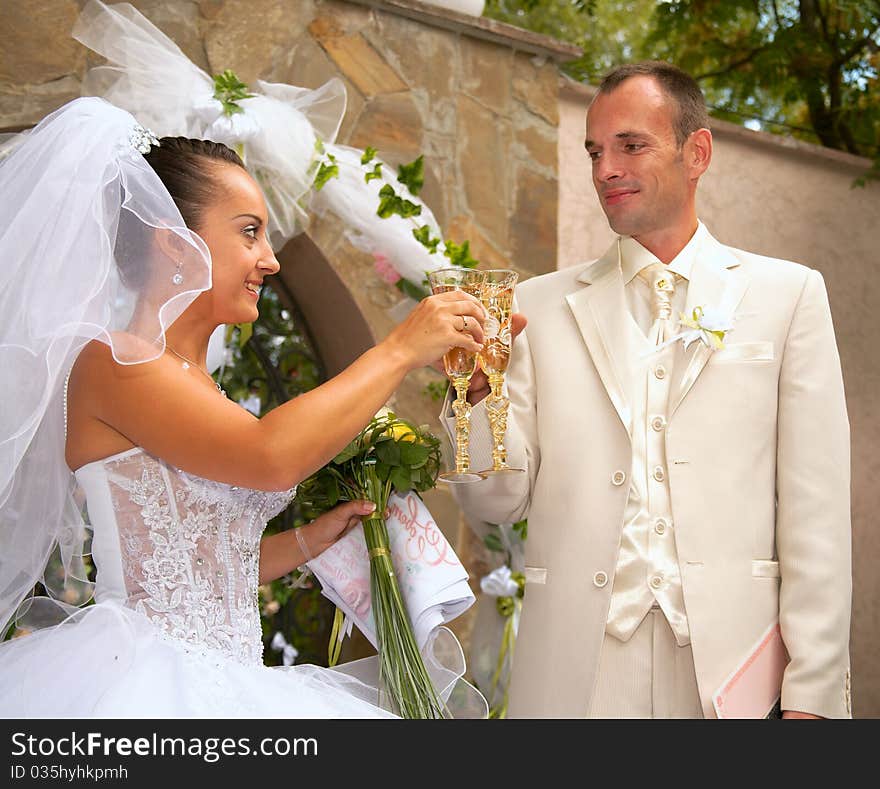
[
  {"x1": 314, "y1": 144, "x2": 450, "y2": 291},
  {"x1": 73, "y1": 0, "x2": 346, "y2": 248},
  {"x1": 73, "y1": 2, "x2": 465, "y2": 312}
]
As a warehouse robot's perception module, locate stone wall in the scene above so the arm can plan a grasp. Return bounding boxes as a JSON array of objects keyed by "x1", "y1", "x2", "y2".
[
  {"x1": 0, "y1": 0, "x2": 572, "y2": 286},
  {"x1": 560, "y1": 79, "x2": 880, "y2": 717}
]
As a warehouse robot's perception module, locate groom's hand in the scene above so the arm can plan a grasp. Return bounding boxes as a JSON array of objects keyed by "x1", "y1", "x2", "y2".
[{"x1": 431, "y1": 313, "x2": 527, "y2": 405}]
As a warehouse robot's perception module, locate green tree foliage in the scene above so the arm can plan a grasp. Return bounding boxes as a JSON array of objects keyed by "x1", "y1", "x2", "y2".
[
  {"x1": 485, "y1": 1, "x2": 880, "y2": 180},
  {"x1": 485, "y1": 0, "x2": 658, "y2": 83}
]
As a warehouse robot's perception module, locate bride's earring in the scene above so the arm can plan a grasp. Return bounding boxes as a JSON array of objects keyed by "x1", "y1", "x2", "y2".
[{"x1": 171, "y1": 260, "x2": 183, "y2": 286}]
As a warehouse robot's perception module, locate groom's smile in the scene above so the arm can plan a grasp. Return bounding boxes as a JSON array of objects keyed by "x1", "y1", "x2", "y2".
[{"x1": 602, "y1": 187, "x2": 641, "y2": 207}]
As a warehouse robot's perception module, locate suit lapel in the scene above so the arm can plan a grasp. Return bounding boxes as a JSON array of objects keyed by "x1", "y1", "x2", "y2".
[
  {"x1": 669, "y1": 237, "x2": 749, "y2": 417},
  {"x1": 565, "y1": 242, "x2": 633, "y2": 438}
]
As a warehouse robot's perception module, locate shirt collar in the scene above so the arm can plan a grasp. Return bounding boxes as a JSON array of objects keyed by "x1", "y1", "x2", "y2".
[{"x1": 618, "y1": 220, "x2": 708, "y2": 284}]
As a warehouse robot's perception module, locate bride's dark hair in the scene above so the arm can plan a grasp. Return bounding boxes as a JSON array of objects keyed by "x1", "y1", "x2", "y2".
[
  {"x1": 143, "y1": 137, "x2": 245, "y2": 231},
  {"x1": 115, "y1": 137, "x2": 245, "y2": 288}
]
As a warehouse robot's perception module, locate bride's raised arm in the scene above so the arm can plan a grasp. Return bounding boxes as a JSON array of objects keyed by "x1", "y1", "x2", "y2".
[{"x1": 66, "y1": 139, "x2": 484, "y2": 491}]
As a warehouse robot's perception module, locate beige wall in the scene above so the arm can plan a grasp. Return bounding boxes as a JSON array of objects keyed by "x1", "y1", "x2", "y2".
[{"x1": 560, "y1": 80, "x2": 880, "y2": 717}]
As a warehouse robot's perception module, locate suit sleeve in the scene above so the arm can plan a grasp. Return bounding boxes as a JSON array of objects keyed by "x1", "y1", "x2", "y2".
[
  {"x1": 776, "y1": 269, "x2": 852, "y2": 718},
  {"x1": 439, "y1": 309, "x2": 539, "y2": 526}
]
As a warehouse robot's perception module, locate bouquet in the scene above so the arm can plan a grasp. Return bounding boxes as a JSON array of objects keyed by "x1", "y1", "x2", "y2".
[{"x1": 297, "y1": 410, "x2": 448, "y2": 718}]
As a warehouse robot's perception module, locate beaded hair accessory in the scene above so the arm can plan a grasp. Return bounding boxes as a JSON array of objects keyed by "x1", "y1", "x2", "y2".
[{"x1": 129, "y1": 123, "x2": 160, "y2": 154}]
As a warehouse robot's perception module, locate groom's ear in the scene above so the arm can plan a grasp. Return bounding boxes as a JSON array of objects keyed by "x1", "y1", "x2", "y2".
[{"x1": 687, "y1": 128, "x2": 713, "y2": 181}]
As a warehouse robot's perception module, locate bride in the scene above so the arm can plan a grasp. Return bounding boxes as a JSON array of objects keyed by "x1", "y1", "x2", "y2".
[{"x1": 0, "y1": 97, "x2": 486, "y2": 717}]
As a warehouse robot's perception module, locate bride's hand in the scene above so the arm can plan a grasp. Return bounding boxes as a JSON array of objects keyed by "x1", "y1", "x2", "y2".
[
  {"x1": 381, "y1": 291, "x2": 486, "y2": 370},
  {"x1": 305, "y1": 500, "x2": 376, "y2": 557}
]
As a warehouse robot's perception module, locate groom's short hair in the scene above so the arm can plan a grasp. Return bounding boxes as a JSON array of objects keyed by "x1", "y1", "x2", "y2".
[{"x1": 597, "y1": 61, "x2": 710, "y2": 148}]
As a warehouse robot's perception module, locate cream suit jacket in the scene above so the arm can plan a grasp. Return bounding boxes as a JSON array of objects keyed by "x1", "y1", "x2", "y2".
[{"x1": 445, "y1": 230, "x2": 852, "y2": 718}]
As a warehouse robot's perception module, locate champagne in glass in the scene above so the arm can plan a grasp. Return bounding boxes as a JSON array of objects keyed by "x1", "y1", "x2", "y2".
[
  {"x1": 428, "y1": 267, "x2": 485, "y2": 484},
  {"x1": 477, "y1": 269, "x2": 524, "y2": 476}
]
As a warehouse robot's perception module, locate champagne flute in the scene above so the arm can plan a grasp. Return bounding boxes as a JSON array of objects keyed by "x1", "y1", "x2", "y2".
[
  {"x1": 477, "y1": 269, "x2": 524, "y2": 476},
  {"x1": 428, "y1": 267, "x2": 486, "y2": 484}
]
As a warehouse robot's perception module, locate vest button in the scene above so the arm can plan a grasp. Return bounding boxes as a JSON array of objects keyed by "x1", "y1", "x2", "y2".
[
  {"x1": 654, "y1": 364, "x2": 667, "y2": 379},
  {"x1": 652, "y1": 465, "x2": 666, "y2": 482},
  {"x1": 611, "y1": 470, "x2": 626, "y2": 486},
  {"x1": 593, "y1": 571, "x2": 608, "y2": 588},
  {"x1": 651, "y1": 415, "x2": 666, "y2": 432},
  {"x1": 650, "y1": 574, "x2": 664, "y2": 589}
]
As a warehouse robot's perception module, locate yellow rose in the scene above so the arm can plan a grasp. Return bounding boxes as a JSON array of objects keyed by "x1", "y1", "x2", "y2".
[{"x1": 388, "y1": 422, "x2": 417, "y2": 442}]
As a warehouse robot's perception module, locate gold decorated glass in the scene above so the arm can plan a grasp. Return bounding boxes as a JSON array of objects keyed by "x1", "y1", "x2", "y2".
[
  {"x1": 428, "y1": 268, "x2": 486, "y2": 484},
  {"x1": 477, "y1": 269, "x2": 524, "y2": 476}
]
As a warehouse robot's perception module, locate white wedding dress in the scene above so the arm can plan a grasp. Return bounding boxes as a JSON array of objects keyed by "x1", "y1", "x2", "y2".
[{"x1": 0, "y1": 447, "x2": 395, "y2": 718}]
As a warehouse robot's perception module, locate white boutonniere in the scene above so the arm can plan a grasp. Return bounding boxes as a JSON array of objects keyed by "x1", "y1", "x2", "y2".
[
  {"x1": 677, "y1": 305, "x2": 734, "y2": 350},
  {"x1": 643, "y1": 304, "x2": 735, "y2": 358}
]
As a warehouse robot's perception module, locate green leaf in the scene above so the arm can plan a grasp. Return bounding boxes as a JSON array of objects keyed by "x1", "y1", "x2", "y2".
[
  {"x1": 361, "y1": 146, "x2": 378, "y2": 165},
  {"x1": 390, "y1": 465, "x2": 413, "y2": 493},
  {"x1": 313, "y1": 155, "x2": 339, "y2": 191},
  {"x1": 376, "y1": 184, "x2": 422, "y2": 220},
  {"x1": 399, "y1": 442, "x2": 430, "y2": 467},
  {"x1": 412, "y1": 224, "x2": 441, "y2": 254},
  {"x1": 443, "y1": 239, "x2": 480, "y2": 269},
  {"x1": 376, "y1": 184, "x2": 397, "y2": 219},
  {"x1": 397, "y1": 155, "x2": 425, "y2": 195},
  {"x1": 327, "y1": 475, "x2": 340, "y2": 507},
  {"x1": 423, "y1": 379, "x2": 450, "y2": 402},
  {"x1": 483, "y1": 532, "x2": 504, "y2": 552},
  {"x1": 512, "y1": 518, "x2": 528, "y2": 540},
  {"x1": 333, "y1": 440, "x2": 361, "y2": 464},
  {"x1": 375, "y1": 461, "x2": 392, "y2": 482},
  {"x1": 375, "y1": 440, "x2": 401, "y2": 466},
  {"x1": 395, "y1": 277, "x2": 430, "y2": 301},
  {"x1": 237, "y1": 322, "x2": 253, "y2": 347},
  {"x1": 364, "y1": 162, "x2": 383, "y2": 183},
  {"x1": 212, "y1": 69, "x2": 254, "y2": 117}
]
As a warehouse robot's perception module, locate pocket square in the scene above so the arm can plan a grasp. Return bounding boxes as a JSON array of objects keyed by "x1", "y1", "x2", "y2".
[{"x1": 712, "y1": 341, "x2": 774, "y2": 363}]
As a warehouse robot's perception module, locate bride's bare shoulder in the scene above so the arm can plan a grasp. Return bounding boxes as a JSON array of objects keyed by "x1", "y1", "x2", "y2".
[{"x1": 72, "y1": 336, "x2": 167, "y2": 383}]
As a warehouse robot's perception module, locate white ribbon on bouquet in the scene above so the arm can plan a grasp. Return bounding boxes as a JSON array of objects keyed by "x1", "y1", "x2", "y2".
[{"x1": 306, "y1": 491, "x2": 486, "y2": 717}]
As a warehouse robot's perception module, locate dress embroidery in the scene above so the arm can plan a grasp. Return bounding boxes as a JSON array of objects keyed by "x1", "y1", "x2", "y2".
[{"x1": 103, "y1": 450, "x2": 295, "y2": 666}]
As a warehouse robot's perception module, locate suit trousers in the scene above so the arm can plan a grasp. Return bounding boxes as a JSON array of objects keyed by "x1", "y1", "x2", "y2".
[{"x1": 589, "y1": 606, "x2": 704, "y2": 718}]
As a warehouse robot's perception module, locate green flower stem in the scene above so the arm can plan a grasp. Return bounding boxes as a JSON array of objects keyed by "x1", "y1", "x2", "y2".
[
  {"x1": 360, "y1": 462, "x2": 448, "y2": 719},
  {"x1": 488, "y1": 601, "x2": 518, "y2": 719}
]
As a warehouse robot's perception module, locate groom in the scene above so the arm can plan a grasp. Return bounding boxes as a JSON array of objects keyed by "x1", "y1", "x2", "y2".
[{"x1": 443, "y1": 61, "x2": 852, "y2": 718}]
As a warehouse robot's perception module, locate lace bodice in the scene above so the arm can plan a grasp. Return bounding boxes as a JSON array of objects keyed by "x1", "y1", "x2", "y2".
[{"x1": 74, "y1": 447, "x2": 296, "y2": 666}]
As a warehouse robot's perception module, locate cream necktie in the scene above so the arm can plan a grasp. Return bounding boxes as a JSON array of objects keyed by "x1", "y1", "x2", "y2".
[{"x1": 638, "y1": 263, "x2": 676, "y2": 345}]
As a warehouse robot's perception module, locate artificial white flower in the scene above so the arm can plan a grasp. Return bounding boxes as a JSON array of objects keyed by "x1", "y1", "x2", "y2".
[
  {"x1": 480, "y1": 565, "x2": 519, "y2": 598},
  {"x1": 270, "y1": 631, "x2": 298, "y2": 666},
  {"x1": 678, "y1": 305, "x2": 734, "y2": 350}
]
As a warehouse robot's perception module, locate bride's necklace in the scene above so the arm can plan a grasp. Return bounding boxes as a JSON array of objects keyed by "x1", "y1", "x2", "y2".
[{"x1": 166, "y1": 346, "x2": 226, "y2": 396}]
